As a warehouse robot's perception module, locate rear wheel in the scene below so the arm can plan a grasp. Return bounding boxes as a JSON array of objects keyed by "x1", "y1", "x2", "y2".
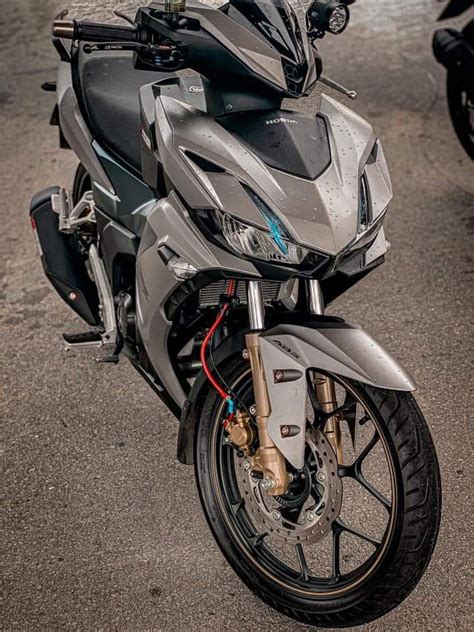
[
  {"x1": 72, "y1": 163, "x2": 92, "y2": 204},
  {"x1": 195, "y1": 356, "x2": 441, "y2": 627}
]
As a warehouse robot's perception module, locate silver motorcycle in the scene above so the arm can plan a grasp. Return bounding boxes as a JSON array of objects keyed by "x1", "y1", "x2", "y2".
[{"x1": 32, "y1": 0, "x2": 441, "y2": 626}]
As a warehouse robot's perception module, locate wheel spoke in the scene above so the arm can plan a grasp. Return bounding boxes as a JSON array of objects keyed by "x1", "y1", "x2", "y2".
[
  {"x1": 281, "y1": 505, "x2": 304, "y2": 524},
  {"x1": 335, "y1": 518, "x2": 382, "y2": 548},
  {"x1": 357, "y1": 471, "x2": 392, "y2": 512},
  {"x1": 337, "y1": 432, "x2": 392, "y2": 512},
  {"x1": 358, "y1": 414, "x2": 370, "y2": 426},
  {"x1": 229, "y1": 498, "x2": 245, "y2": 515},
  {"x1": 337, "y1": 432, "x2": 379, "y2": 476},
  {"x1": 356, "y1": 432, "x2": 380, "y2": 466},
  {"x1": 249, "y1": 531, "x2": 268, "y2": 548},
  {"x1": 321, "y1": 398, "x2": 357, "y2": 423},
  {"x1": 295, "y1": 543, "x2": 311, "y2": 581}
]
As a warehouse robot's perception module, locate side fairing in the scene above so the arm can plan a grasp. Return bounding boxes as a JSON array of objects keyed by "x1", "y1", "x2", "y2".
[
  {"x1": 153, "y1": 93, "x2": 392, "y2": 256},
  {"x1": 136, "y1": 191, "x2": 260, "y2": 408},
  {"x1": 56, "y1": 61, "x2": 115, "y2": 196}
]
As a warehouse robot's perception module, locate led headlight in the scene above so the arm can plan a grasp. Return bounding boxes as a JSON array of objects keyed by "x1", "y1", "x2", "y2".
[
  {"x1": 307, "y1": 1, "x2": 350, "y2": 36},
  {"x1": 219, "y1": 212, "x2": 308, "y2": 265},
  {"x1": 328, "y1": 5, "x2": 349, "y2": 34},
  {"x1": 217, "y1": 188, "x2": 309, "y2": 265}
]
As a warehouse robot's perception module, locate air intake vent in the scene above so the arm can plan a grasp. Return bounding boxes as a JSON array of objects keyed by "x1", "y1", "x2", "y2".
[
  {"x1": 184, "y1": 151, "x2": 225, "y2": 173},
  {"x1": 199, "y1": 280, "x2": 281, "y2": 307}
]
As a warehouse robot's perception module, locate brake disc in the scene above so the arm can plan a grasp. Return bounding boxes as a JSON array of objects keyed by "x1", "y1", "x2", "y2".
[{"x1": 239, "y1": 427, "x2": 343, "y2": 545}]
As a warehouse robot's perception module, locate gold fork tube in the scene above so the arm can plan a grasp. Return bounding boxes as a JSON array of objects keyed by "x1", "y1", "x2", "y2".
[
  {"x1": 245, "y1": 333, "x2": 290, "y2": 496},
  {"x1": 313, "y1": 373, "x2": 344, "y2": 464}
]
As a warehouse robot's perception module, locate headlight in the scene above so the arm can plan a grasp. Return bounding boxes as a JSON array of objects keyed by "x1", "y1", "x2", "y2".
[
  {"x1": 358, "y1": 174, "x2": 370, "y2": 231},
  {"x1": 192, "y1": 189, "x2": 326, "y2": 269},
  {"x1": 219, "y1": 212, "x2": 308, "y2": 265},
  {"x1": 328, "y1": 5, "x2": 349, "y2": 34},
  {"x1": 307, "y1": 1, "x2": 350, "y2": 37}
]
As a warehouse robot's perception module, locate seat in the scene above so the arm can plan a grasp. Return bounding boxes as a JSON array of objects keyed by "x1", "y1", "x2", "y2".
[{"x1": 78, "y1": 49, "x2": 175, "y2": 173}]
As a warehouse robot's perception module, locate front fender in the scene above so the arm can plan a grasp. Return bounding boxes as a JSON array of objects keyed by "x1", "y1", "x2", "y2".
[
  {"x1": 261, "y1": 322, "x2": 416, "y2": 391},
  {"x1": 259, "y1": 322, "x2": 416, "y2": 470},
  {"x1": 177, "y1": 317, "x2": 415, "y2": 467}
]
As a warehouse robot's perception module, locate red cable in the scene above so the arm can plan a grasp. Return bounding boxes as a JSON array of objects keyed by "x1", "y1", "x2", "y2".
[{"x1": 200, "y1": 280, "x2": 235, "y2": 400}]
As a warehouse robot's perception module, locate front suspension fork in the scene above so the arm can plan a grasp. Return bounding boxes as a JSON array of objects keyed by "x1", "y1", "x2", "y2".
[
  {"x1": 243, "y1": 280, "x2": 343, "y2": 496},
  {"x1": 245, "y1": 332, "x2": 290, "y2": 495},
  {"x1": 244, "y1": 281, "x2": 290, "y2": 495},
  {"x1": 307, "y1": 280, "x2": 344, "y2": 462},
  {"x1": 312, "y1": 373, "x2": 344, "y2": 463}
]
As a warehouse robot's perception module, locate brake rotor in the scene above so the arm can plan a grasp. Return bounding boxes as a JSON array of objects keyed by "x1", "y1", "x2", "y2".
[{"x1": 239, "y1": 427, "x2": 343, "y2": 545}]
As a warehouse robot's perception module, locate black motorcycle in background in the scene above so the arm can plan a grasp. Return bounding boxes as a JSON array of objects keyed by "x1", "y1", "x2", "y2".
[{"x1": 433, "y1": 0, "x2": 474, "y2": 159}]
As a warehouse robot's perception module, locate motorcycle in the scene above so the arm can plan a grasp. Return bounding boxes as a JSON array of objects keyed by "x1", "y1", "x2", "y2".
[
  {"x1": 31, "y1": 0, "x2": 441, "y2": 626},
  {"x1": 433, "y1": 0, "x2": 474, "y2": 159}
]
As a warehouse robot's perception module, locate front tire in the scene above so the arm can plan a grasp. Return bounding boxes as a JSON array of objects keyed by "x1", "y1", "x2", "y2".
[{"x1": 195, "y1": 356, "x2": 441, "y2": 628}]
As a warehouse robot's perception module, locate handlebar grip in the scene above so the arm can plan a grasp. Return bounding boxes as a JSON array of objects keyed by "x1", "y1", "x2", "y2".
[
  {"x1": 53, "y1": 19, "x2": 138, "y2": 43},
  {"x1": 52, "y1": 20, "x2": 75, "y2": 39}
]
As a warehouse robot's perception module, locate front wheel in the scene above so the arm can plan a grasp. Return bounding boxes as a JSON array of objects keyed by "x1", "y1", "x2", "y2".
[{"x1": 195, "y1": 356, "x2": 441, "y2": 628}]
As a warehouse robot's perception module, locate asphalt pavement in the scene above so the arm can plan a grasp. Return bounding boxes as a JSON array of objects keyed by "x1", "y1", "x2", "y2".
[{"x1": 1, "y1": 1, "x2": 473, "y2": 630}]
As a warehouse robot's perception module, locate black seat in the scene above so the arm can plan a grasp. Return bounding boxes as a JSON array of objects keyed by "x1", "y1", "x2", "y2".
[{"x1": 78, "y1": 49, "x2": 174, "y2": 173}]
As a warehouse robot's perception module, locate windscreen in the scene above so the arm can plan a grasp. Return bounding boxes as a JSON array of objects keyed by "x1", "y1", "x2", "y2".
[{"x1": 225, "y1": 0, "x2": 307, "y2": 65}]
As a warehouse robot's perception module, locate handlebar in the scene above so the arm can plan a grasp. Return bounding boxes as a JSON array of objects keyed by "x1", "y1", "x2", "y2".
[{"x1": 53, "y1": 19, "x2": 138, "y2": 43}]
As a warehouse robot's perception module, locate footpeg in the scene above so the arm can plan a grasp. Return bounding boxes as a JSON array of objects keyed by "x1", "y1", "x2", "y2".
[
  {"x1": 63, "y1": 331, "x2": 102, "y2": 350},
  {"x1": 96, "y1": 354, "x2": 120, "y2": 364},
  {"x1": 51, "y1": 188, "x2": 95, "y2": 233},
  {"x1": 63, "y1": 331, "x2": 121, "y2": 364}
]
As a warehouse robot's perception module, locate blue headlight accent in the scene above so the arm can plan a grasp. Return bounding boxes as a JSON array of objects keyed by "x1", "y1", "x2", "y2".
[
  {"x1": 262, "y1": 212, "x2": 289, "y2": 255},
  {"x1": 243, "y1": 185, "x2": 291, "y2": 255}
]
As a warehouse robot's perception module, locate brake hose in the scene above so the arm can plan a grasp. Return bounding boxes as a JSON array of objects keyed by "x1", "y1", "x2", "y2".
[{"x1": 200, "y1": 280, "x2": 236, "y2": 408}]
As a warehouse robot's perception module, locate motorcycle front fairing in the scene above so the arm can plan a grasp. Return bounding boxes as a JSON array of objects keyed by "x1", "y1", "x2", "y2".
[
  {"x1": 137, "y1": 79, "x2": 410, "y2": 471},
  {"x1": 145, "y1": 90, "x2": 392, "y2": 255}
]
